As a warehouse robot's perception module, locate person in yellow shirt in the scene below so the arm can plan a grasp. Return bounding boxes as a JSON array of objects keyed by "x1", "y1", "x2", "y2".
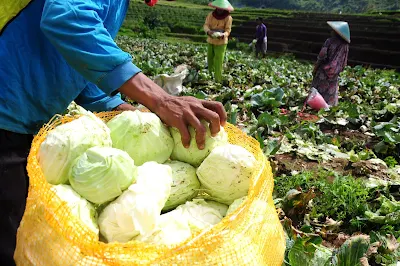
[{"x1": 203, "y1": 0, "x2": 233, "y2": 83}]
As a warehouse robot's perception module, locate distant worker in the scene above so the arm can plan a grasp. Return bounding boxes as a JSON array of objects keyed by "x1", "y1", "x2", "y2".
[
  {"x1": 311, "y1": 21, "x2": 350, "y2": 106},
  {"x1": 204, "y1": 0, "x2": 234, "y2": 83},
  {"x1": 255, "y1": 17, "x2": 267, "y2": 58}
]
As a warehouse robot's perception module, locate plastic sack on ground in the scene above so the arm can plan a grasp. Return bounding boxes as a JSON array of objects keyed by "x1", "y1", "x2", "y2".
[
  {"x1": 305, "y1": 87, "x2": 329, "y2": 111},
  {"x1": 15, "y1": 111, "x2": 286, "y2": 266},
  {"x1": 153, "y1": 64, "x2": 189, "y2": 96}
]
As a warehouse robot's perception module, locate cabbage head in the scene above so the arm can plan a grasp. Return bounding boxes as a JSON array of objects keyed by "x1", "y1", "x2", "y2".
[
  {"x1": 175, "y1": 199, "x2": 223, "y2": 231},
  {"x1": 70, "y1": 147, "x2": 137, "y2": 204},
  {"x1": 98, "y1": 162, "x2": 172, "y2": 243},
  {"x1": 38, "y1": 114, "x2": 112, "y2": 185},
  {"x1": 162, "y1": 161, "x2": 200, "y2": 211},
  {"x1": 170, "y1": 121, "x2": 228, "y2": 167},
  {"x1": 107, "y1": 110, "x2": 173, "y2": 166},
  {"x1": 135, "y1": 208, "x2": 192, "y2": 245},
  {"x1": 51, "y1": 184, "x2": 99, "y2": 235},
  {"x1": 204, "y1": 200, "x2": 229, "y2": 217},
  {"x1": 197, "y1": 144, "x2": 257, "y2": 205},
  {"x1": 226, "y1": 196, "x2": 247, "y2": 216}
]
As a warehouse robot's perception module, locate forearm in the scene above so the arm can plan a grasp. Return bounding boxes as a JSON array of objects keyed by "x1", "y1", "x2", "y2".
[{"x1": 118, "y1": 73, "x2": 170, "y2": 113}]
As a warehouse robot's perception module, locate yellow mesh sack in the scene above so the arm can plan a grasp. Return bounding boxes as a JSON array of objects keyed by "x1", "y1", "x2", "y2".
[{"x1": 14, "y1": 111, "x2": 286, "y2": 266}]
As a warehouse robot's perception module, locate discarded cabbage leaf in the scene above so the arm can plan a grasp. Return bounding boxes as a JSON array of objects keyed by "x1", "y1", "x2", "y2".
[
  {"x1": 197, "y1": 144, "x2": 257, "y2": 204},
  {"x1": 163, "y1": 161, "x2": 200, "y2": 211},
  {"x1": 51, "y1": 184, "x2": 99, "y2": 235},
  {"x1": 38, "y1": 114, "x2": 112, "y2": 185},
  {"x1": 170, "y1": 121, "x2": 228, "y2": 167},
  {"x1": 107, "y1": 110, "x2": 174, "y2": 166},
  {"x1": 98, "y1": 162, "x2": 172, "y2": 243},
  {"x1": 70, "y1": 147, "x2": 137, "y2": 204}
]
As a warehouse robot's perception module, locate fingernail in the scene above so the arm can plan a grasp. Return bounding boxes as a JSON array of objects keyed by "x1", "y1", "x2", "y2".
[
  {"x1": 184, "y1": 144, "x2": 190, "y2": 149},
  {"x1": 199, "y1": 144, "x2": 205, "y2": 150}
]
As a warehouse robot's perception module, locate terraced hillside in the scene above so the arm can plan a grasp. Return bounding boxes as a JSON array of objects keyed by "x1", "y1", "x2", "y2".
[
  {"x1": 231, "y1": 13, "x2": 400, "y2": 70},
  {"x1": 122, "y1": 1, "x2": 400, "y2": 70}
]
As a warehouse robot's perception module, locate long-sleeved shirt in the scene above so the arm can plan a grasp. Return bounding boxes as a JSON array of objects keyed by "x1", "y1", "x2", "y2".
[
  {"x1": 256, "y1": 23, "x2": 267, "y2": 42},
  {"x1": 203, "y1": 12, "x2": 232, "y2": 46},
  {"x1": 0, "y1": 0, "x2": 141, "y2": 134}
]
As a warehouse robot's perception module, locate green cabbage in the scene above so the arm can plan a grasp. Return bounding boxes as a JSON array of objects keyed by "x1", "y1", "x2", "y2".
[
  {"x1": 175, "y1": 199, "x2": 224, "y2": 231},
  {"x1": 162, "y1": 161, "x2": 200, "y2": 211},
  {"x1": 170, "y1": 121, "x2": 228, "y2": 167},
  {"x1": 51, "y1": 184, "x2": 98, "y2": 235},
  {"x1": 107, "y1": 110, "x2": 174, "y2": 166},
  {"x1": 38, "y1": 114, "x2": 112, "y2": 185},
  {"x1": 197, "y1": 144, "x2": 257, "y2": 205},
  {"x1": 226, "y1": 196, "x2": 247, "y2": 216},
  {"x1": 135, "y1": 208, "x2": 192, "y2": 245},
  {"x1": 70, "y1": 147, "x2": 137, "y2": 204},
  {"x1": 98, "y1": 162, "x2": 172, "y2": 243}
]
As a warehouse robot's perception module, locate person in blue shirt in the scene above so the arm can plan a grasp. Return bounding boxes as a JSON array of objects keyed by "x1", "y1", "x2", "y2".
[{"x1": 0, "y1": 0, "x2": 226, "y2": 264}]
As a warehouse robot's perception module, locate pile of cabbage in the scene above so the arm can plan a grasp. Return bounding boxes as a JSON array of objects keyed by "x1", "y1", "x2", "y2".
[{"x1": 38, "y1": 107, "x2": 257, "y2": 245}]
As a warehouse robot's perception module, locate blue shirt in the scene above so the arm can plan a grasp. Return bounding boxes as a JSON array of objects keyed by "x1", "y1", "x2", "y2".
[{"x1": 0, "y1": 0, "x2": 142, "y2": 134}]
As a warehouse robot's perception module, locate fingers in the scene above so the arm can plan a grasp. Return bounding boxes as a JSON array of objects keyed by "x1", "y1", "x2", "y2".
[
  {"x1": 176, "y1": 122, "x2": 191, "y2": 149},
  {"x1": 195, "y1": 107, "x2": 221, "y2": 137},
  {"x1": 185, "y1": 113, "x2": 206, "y2": 150},
  {"x1": 202, "y1": 100, "x2": 227, "y2": 126}
]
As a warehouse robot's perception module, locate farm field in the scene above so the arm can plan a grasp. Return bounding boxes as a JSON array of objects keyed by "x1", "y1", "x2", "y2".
[
  {"x1": 116, "y1": 36, "x2": 400, "y2": 265},
  {"x1": 121, "y1": 0, "x2": 400, "y2": 70}
]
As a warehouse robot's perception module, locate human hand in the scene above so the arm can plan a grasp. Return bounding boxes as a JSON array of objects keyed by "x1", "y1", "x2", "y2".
[
  {"x1": 207, "y1": 30, "x2": 215, "y2": 36},
  {"x1": 154, "y1": 96, "x2": 227, "y2": 149},
  {"x1": 118, "y1": 73, "x2": 227, "y2": 150}
]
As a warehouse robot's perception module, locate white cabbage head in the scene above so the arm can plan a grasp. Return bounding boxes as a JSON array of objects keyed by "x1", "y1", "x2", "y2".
[
  {"x1": 162, "y1": 161, "x2": 200, "y2": 211},
  {"x1": 226, "y1": 196, "x2": 247, "y2": 216},
  {"x1": 135, "y1": 208, "x2": 192, "y2": 246},
  {"x1": 196, "y1": 144, "x2": 257, "y2": 204},
  {"x1": 107, "y1": 110, "x2": 174, "y2": 166},
  {"x1": 69, "y1": 147, "x2": 137, "y2": 204},
  {"x1": 203, "y1": 200, "x2": 229, "y2": 217},
  {"x1": 175, "y1": 199, "x2": 223, "y2": 231},
  {"x1": 170, "y1": 121, "x2": 228, "y2": 167},
  {"x1": 51, "y1": 184, "x2": 99, "y2": 235},
  {"x1": 98, "y1": 162, "x2": 172, "y2": 243},
  {"x1": 38, "y1": 113, "x2": 112, "y2": 185}
]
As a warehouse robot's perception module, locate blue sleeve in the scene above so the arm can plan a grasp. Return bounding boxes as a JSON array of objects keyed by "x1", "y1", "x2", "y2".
[
  {"x1": 75, "y1": 83, "x2": 125, "y2": 112},
  {"x1": 40, "y1": 0, "x2": 141, "y2": 96}
]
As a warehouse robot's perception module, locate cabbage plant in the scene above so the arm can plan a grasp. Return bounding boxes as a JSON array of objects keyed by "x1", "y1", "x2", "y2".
[
  {"x1": 170, "y1": 121, "x2": 228, "y2": 167},
  {"x1": 162, "y1": 161, "x2": 200, "y2": 211},
  {"x1": 107, "y1": 111, "x2": 174, "y2": 166},
  {"x1": 38, "y1": 114, "x2": 112, "y2": 185},
  {"x1": 197, "y1": 144, "x2": 257, "y2": 205},
  {"x1": 70, "y1": 147, "x2": 137, "y2": 204},
  {"x1": 98, "y1": 162, "x2": 172, "y2": 243}
]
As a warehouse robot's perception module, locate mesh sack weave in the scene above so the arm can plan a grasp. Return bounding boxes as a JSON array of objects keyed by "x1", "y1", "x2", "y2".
[{"x1": 15, "y1": 111, "x2": 286, "y2": 266}]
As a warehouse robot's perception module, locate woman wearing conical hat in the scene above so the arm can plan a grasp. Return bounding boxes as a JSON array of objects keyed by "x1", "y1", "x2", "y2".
[
  {"x1": 203, "y1": 0, "x2": 234, "y2": 83},
  {"x1": 311, "y1": 21, "x2": 350, "y2": 106}
]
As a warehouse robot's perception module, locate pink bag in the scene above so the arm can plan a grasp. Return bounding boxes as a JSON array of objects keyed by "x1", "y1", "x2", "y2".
[{"x1": 305, "y1": 88, "x2": 329, "y2": 111}]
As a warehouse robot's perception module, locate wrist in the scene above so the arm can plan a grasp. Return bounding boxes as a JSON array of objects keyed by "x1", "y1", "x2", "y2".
[{"x1": 118, "y1": 72, "x2": 169, "y2": 113}]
